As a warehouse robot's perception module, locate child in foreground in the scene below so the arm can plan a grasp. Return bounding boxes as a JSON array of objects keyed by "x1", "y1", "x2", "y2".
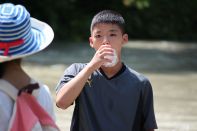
[{"x1": 0, "y1": 3, "x2": 59, "y2": 131}]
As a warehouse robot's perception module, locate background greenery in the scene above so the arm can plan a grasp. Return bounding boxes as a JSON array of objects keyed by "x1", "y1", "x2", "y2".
[{"x1": 1, "y1": 0, "x2": 196, "y2": 42}]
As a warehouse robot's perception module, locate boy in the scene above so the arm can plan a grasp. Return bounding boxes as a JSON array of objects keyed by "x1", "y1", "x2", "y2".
[{"x1": 56, "y1": 10, "x2": 157, "y2": 131}]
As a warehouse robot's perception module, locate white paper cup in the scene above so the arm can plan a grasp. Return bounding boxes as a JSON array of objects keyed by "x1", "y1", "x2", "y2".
[{"x1": 103, "y1": 49, "x2": 118, "y2": 67}]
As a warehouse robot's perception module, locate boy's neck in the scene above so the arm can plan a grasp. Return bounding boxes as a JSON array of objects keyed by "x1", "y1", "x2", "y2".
[{"x1": 100, "y1": 61, "x2": 123, "y2": 78}]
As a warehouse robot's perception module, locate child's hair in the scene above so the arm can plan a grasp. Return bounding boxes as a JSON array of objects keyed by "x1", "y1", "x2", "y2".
[
  {"x1": 0, "y1": 59, "x2": 21, "y2": 78},
  {"x1": 90, "y1": 10, "x2": 126, "y2": 34},
  {"x1": 0, "y1": 62, "x2": 7, "y2": 78}
]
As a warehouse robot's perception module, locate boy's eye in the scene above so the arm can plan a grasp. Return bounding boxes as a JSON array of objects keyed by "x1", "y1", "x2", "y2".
[
  {"x1": 94, "y1": 35, "x2": 102, "y2": 38},
  {"x1": 110, "y1": 34, "x2": 117, "y2": 36}
]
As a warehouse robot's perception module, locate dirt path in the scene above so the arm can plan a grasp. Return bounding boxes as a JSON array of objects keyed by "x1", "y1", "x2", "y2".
[{"x1": 23, "y1": 41, "x2": 197, "y2": 131}]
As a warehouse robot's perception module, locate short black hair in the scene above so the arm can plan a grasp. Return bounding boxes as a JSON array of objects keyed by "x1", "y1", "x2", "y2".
[
  {"x1": 90, "y1": 10, "x2": 126, "y2": 34},
  {"x1": 0, "y1": 63, "x2": 6, "y2": 78},
  {"x1": 0, "y1": 59, "x2": 21, "y2": 78}
]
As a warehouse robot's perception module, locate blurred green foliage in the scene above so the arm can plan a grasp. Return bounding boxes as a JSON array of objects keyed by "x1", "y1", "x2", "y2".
[{"x1": 1, "y1": 0, "x2": 197, "y2": 42}]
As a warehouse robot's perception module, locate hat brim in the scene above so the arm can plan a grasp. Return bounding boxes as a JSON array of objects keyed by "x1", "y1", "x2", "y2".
[{"x1": 0, "y1": 17, "x2": 54, "y2": 63}]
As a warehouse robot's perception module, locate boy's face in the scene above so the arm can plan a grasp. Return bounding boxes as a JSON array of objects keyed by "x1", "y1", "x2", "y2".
[{"x1": 89, "y1": 23, "x2": 128, "y2": 56}]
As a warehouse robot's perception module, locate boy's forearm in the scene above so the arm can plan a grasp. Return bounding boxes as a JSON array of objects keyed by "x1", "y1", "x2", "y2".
[{"x1": 56, "y1": 64, "x2": 95, "y2": 109}]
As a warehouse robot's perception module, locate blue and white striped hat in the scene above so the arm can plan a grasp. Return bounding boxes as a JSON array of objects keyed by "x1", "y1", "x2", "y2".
[{"x1": 0, "y1": 3, "x2": 54, "y2": 62}]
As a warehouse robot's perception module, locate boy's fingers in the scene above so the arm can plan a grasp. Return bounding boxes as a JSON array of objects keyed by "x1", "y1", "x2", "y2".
[
  {"x1": 98, "y1": 45, "x2": 112, "y2": 51},
  {"x1": 97, "y1": 47, "x2": 113, "y2": 57}
]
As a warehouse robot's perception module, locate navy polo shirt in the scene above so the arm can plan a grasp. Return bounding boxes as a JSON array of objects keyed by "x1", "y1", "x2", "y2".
[{"x1": 56, "y1": 63, "x2": 157, "y2": 131}]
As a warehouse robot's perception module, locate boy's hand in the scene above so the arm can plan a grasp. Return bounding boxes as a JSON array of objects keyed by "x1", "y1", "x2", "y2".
[{"x1": 88, "y1": 45, "x2": 114, "y2": 70}]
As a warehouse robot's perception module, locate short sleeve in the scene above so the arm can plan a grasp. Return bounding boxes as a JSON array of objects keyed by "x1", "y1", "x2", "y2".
[
  {"x1": 55, "y1": 63, "x2": 83, "y2": 94},
  {"x1": 142, "y1": 79, "x2": 158, "y2": 130}
]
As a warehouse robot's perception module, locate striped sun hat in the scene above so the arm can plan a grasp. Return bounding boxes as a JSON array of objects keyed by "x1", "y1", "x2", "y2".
[{"x1": 0, "y1": 3, "x2": 54, "y2": 63}]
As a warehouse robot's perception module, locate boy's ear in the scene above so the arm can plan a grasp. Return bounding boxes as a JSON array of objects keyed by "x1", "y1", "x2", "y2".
[
  {"x1": 89, "y1": 37, "x2": 94, "y2": 48},
  {"x1": 122, "y1": 34, "x2": 128, "y2": 45}
]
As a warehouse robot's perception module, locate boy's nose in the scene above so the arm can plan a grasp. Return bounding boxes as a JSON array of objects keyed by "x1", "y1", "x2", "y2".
[{"x1": 102, "y1": 36, "x2": 110, "y2": 45}]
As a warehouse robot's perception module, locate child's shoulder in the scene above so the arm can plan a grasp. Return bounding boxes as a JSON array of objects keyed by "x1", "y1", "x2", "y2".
[
  {"x1": 67, "y1": 63, "x2": 87, "y2": 71},
  {"x1": 63, "y1": 63, "x2": 87, "y2": 75},
  {"x1": 126, "y1": 66, "x2": 152, "y2": 91},
  {"x1": 70, "y1": 63, "x2": 87, "y2": 68},
  {"x1": 126, "y1": 65, "x2": 149, "y2": 83}
]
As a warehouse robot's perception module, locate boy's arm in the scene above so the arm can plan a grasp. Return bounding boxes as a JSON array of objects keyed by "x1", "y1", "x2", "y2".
[
  {"x1": 56, "y1": 64, "x2": 95, "y2": 109},
  {"x1": 56, "y1": 45, "x2": 113, "y2": 109}
]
